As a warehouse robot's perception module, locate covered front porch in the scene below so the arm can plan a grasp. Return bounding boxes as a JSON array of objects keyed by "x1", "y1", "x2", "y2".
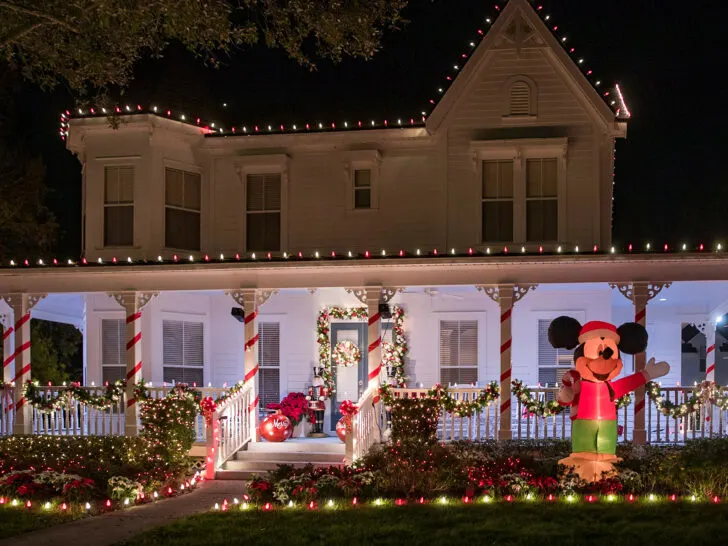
[{"x1": 3, "y1": 252, "x2": 728, "y2": 474}]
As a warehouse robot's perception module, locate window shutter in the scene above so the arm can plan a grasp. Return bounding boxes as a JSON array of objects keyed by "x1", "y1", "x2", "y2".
[
  {"x1": 510, "y1": 81, "x2": 531, "y2": 115},
  {"x1": 537, "y1": 319, "x2": 572, "y2": 386},
  {"x1": 258, "y1": 323, "x2": 280, "y2": 407},
  {"x1": 163, "y1": 320, "x2": 204, "y2": 385},
  {"x1": 246, "y1": 175, "x2": 265, "y2": 211},
  {"x1": 439, "y1": 320, "x2": 478, "y2": 385},
  {"x1": 183, "y1": 321, "x2": 204, "y2": 367},
  {"x1": 263, "y1": 174, "x2": 281, "y2": 211},
  {"x1": 101, "y1": 319, "x2": 126, "y2": 383},
  {"x1": 163, "y1": 320, "x2": 184, "y2": 367}
]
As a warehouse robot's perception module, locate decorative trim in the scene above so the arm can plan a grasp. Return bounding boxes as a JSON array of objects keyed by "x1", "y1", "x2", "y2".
[
  {"x1": 109, "y1": 291, "x2": 158, "y2": 310},
  {"x1": 256, "y1": 289, "x2": 278, "y2": 307},
  {"x1": 609, "y1": 282, "x2": 672, "y2": 303},
  {"x1": 345, "y1": 288, "x2": 369, "y2": 304},
  {"x1": 381, "y1": 288, "x2": 402, "y2": 303},
  {"x1": 476, "y1": 284, "x2": 536, "y2": 304},
  {"x1": 0, "y1": 293, "x2": 46, "y2": 312}
]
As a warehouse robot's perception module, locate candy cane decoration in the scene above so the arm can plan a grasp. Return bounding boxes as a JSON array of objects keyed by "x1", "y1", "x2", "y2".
[
  {"x1": 706, "y1": 323, "x2": 716, "y2": 383},
  {"x1": 368, "y1": 309, "x2": 382, "y2": 403},
  {"x1": 499, "y1": 296, "x2": 513, "y2": 437},
  {"x1": 2, "y1": 325, "x2": 14, "y2": 384},
  {"x1": 633, "y1": 295, "x2": 647, "y2": 432},
  {"x1": 12, "y1": 312, "x2": 31, "y2": 411},
  {"x1": 243, "y1": 305, "x2": 259, "y2": 413},
  {"x1": 124, "y1": 310, "x2": 143, "y2": 414}
]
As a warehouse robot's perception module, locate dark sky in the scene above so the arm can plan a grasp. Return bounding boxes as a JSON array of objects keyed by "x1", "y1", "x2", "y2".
[{"x1": 15, "y1": 0, "x2": 728, "y2": 257}]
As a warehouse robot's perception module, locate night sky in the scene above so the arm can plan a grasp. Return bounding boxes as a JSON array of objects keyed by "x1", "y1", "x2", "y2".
[{"x1": 13, "y1": 0, "x2": 728, "y2": 257}]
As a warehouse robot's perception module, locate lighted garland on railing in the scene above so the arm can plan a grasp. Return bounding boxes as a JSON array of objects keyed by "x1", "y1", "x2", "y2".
[
  {"x1": 22, "y1": 381, "x2": 201, "y2": 414},
  {"x1": 511, "y1": 380, "x2": 631, "y2": 418},
  {"x1": 646, "y1": 381, "x2": 728, "y2": 419},
  {"x1": 379, "y1": 382, "x2": 500, "y2": 418},
  {"x1": 381, "y1": 305, "x2": 408, "y2": 387}
]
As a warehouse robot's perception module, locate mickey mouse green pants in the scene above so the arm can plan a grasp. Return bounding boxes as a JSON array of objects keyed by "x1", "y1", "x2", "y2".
[{"x1": 571, "y1": 419, "x2": 618, "y2": 455}]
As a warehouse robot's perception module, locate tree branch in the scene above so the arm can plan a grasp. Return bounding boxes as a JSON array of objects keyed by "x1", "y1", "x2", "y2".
[
  {"x1": 0, "y1": 21, "x2": 43, "y2": 49},
  {"x1": 0, "y1": 1, "x2": 79, "y2": 35}
]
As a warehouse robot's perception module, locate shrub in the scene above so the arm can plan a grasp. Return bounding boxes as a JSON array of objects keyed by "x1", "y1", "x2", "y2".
[{"x1": 389, "y1": 398, "x2": 440, "y2": 444}]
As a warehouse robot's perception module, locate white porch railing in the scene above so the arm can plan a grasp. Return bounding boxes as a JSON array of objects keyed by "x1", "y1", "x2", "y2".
[
  {"x1": 205, "y1": 384, "x2": 254, "y2": 479},
  {"x1": 0, "y1": 385, "x2": 227, "y2": 442},
  {"x1": 345, "y1": 387, "x2": 381, "y2": 464}
]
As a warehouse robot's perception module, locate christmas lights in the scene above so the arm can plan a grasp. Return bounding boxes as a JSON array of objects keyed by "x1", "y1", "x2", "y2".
[{"x1": 4, "y1": 243, "x2": 728, "y2": 270}]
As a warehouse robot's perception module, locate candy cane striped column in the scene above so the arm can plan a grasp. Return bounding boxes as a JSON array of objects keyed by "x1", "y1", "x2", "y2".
[
  {"x1": 2, "y1": 319, "x2": 14, "y2": 385},
  {"x1": 6, "y1": 294, "x2": 36, "y2": 435},
  {"x1": 124, "y1": 303, "x2": 143, "y2": 437},
  {"x1": 706, "y1": 323, "x2": 717, "y2": 383},
  {"x1": 632, "y1": 283, "x2": 648, "y2": 445},
  {"x1": 498, "y1": 286, "x2": 514, "y2": 440},
  {"x1": 366, "y1": 288, "x2": 383, "y2": 404},
  {"x1": 242, "y1": 290, "x2": 260, "y2": 441}
]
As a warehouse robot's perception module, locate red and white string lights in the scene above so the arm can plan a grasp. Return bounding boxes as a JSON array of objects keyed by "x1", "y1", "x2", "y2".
[
  {"x1": 1, "y1": 242, "x2": 726, "y2": 270},
  {"x1": 58, "y1": 1, "x2": 630, "y2": 142}
]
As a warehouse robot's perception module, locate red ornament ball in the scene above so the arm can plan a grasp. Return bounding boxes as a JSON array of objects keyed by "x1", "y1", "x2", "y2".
[
  {"x1": 260, "y1": 413, "x2": 293, "y2": 442},
  {"x1": 336, "y1": 417, "x2": 347, "y2": 443}
]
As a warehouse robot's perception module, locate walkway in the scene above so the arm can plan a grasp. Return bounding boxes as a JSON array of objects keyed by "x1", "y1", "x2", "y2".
[{"x1": 0, "y1": 480, "x2": 243, "y2": 546}]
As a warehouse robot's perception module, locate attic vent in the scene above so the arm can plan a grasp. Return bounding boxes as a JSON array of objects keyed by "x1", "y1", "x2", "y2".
[{"x1": 510, "y1": 81, "x2": 531, "y2": 116}]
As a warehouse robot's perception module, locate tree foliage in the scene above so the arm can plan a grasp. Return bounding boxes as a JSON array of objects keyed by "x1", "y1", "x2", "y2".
[
  {"x1": 29, "y1": 320, "x2": 83, "y2": 385},
  {"x1": 0, "y1": 0, "x2": 407, "y2": 96}
]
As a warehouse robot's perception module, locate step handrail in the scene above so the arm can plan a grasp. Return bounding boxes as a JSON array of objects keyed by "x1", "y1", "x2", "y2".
[
  {"x1": 344, "y1": 387, "x2": 380, "y2": 464},
  {"x1": 205, "y1": 384, "x2": 254, "y2": 479}
]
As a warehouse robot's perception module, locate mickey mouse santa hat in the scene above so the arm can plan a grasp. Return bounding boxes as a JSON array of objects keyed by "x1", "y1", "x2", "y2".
[{"x1": 577, "y1": 320, "x2": 620, "y2": 344}]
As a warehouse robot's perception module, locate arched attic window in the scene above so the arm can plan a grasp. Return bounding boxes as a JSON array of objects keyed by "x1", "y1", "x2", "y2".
[{"x1": 504, "y1": 76, "x2": 537, "y2": 118}]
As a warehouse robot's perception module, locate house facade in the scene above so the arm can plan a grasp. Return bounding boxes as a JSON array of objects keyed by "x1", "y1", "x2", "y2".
[{"x1": 2, "y1": 0, "x2": 728, "y2": 447}]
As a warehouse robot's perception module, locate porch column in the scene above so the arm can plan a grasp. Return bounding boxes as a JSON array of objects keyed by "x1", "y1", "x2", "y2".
[
  {"x1": 610, "y1": 281, "x2": 670, "y2": 445},
  {"x1": 705, "y1": 321, "x2": 717, "y2": 383},
  {"x1": 1, "y1": 312, "x2": 14, "y2": 385},
  {"x1": 365, "y1": 287, "x2": 383, "y2": 403},
  {"x1": 0, "y1": 293, "x2": 45, "y2": 434},
  {"x1": 110, "y1": 291, "x2": 157, "y2": 437},
  {"x1": 478, "y1": 284, "x2": 536, "y2": 440},
  {"x1": 242, "y1": 289, "x2": 260, "y2": 441}
]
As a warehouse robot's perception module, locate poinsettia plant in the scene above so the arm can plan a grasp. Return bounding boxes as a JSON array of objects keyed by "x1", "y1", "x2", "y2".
[{"x1": 266, "y1": 392, "x2": 316, "y2": 426}]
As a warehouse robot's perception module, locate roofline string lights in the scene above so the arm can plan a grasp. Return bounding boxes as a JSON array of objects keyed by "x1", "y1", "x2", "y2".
[
  {"x1": 58, "y1": 1, "x2": 629, "y2": 142},
  {"x1": 1, "y1": 242, "x2": 726, "y2": 270}
]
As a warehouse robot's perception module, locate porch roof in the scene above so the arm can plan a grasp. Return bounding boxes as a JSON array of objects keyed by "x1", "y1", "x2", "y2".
[{"x1": 1, "y1": 253, "x2": 728, "y2": 294}]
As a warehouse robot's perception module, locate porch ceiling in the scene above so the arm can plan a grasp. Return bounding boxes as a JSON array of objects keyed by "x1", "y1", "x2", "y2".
[{"x1": 2, "y1": 254, "x2": 728, "y2": 294}]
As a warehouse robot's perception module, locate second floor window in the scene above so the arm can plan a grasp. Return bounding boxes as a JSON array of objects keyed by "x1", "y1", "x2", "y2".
[
  {"x1": 482, "y1": 160, "x2": 514, "y2": 242},
  {"x1": 526, "y1": 159, "x2": 558, "y2": 241},
  {"x1": 104, "y1": 166, "x2": 134, "y2": 246},
  {"x1": 246, "y1": 173, "x2": 281, "y2": 252},
  {"x1": 353, "y1": 169, "x2": 372, "y2": 209},
  {"x1": 165, "y1": 168, "x2": 201, "y2": 250}
]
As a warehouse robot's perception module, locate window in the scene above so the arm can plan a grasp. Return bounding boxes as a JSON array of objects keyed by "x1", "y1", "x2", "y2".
[
  {"x1": 165, "y1": 168, "x2": 201, "y2": 250},
  {"x1": 104, "y1": 166, "x2": 134, "y2": 246},
  {"x1": 510, "y1": 81, "x2": 531, "y2": 116},
  {"x1": 246, "y1": 174, "x2": 281, "y2": 252},
  {"x1": 163, "y1": 320, "x2": 204, "y2": 385},
  {"x1": 353, "y1": 169, "x2": 372, "y2": 209},
  {"x1": 482, "y1": 160, "x2": 514, "y2": 242},
  {"x1": 101, "y1": 319, "x2": 126, "y2": 384},
  {"x1": 537, "y1": 319, "x2": 573, "y2": 387},
  {"x1": 526, "y1": 159, "x2": 558, "y2": 241},
  {"x1": 258, "y1": 323, "x2": 280, "y2": 408},
  {"x1": 439, "y1": 320, "x2": 478, "y2": 385}
]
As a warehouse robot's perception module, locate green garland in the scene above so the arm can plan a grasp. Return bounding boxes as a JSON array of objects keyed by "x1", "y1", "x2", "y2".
[
  {"x1": 646, "y1": 381, "x2": 728, "y2": 419},
  {"x1": 23, "y1": 380, "x2": 200, "y2": 414},
  {"x1": 316, "y1": 305, "x2": 407, "y2": 399},
  {"x1": 379, "y1": 382, "x2": 500, "y2": 418},
  {"x1": 511, "y1": 379, "x2": 632, "y2": 418}
]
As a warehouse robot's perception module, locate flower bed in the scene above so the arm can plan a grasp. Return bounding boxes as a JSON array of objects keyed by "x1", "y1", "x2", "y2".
[{"x1": 242, "y1": 438, "x2": 728, "y2": 505}]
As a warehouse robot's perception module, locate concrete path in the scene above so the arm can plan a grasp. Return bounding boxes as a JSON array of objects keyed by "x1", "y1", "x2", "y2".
[{"x1": 0, "y1": 480, "x2": 244, "y2": 546}]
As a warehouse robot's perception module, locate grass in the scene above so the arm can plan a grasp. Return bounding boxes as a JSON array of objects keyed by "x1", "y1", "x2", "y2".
[
  {"x1": 124, "y1": 502, "x2": 728, "y2": 545},
  {"x1": 0, "y1": 506, "x2": 80, "y2": 538}
]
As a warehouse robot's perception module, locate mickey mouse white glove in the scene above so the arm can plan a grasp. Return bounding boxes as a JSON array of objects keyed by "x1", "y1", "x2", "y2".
[{"x1": 643, "y1": 357, "x2": 670, "y2": 380}]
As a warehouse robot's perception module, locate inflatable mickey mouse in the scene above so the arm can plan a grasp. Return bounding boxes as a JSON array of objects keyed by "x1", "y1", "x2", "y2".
[{"x1": 548, "y1": 317, "x2": 670, "y2": 481}]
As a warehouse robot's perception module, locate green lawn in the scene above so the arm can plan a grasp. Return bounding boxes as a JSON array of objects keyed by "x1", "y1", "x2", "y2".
[
  {"x1": 124, "y1": 503, "x2": 728, "y2": 545},
  {"x1": 0, "y1": 507, "x2": 79, "y2": 538}
]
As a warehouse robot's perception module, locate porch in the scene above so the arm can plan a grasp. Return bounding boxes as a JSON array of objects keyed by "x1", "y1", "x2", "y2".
[{"x1": 2, "y1": 253, "x2": 728, "y2": 475}]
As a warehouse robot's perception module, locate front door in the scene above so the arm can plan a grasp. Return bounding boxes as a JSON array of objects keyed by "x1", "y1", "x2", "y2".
[{"x1": 330, "y1": 322, "x2": 368, "y2": 431}]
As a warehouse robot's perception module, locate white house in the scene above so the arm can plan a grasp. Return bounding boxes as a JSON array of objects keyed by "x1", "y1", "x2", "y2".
[{"x1": 2, "y1": 0, "x2": 728, "y2": 458}]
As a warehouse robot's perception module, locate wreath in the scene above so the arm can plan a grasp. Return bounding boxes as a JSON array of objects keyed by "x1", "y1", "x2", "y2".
[{"x1": 332, "y1": 340, "x2": 361, "y2": 368}]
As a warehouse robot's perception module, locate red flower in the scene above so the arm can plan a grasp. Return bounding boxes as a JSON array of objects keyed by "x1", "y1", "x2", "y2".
[{"x1": 17, "y1": 484, "x2": 33, "y2": 496}]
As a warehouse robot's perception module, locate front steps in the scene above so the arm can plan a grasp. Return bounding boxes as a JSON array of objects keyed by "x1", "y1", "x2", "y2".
[{"x1": 216, "y1": 437, "x2": 346, "y2": 480}]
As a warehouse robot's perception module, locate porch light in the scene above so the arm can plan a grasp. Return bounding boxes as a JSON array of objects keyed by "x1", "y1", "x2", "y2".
[
  {"x1": 9, "y1": 260, "x2": 15, "y2": 266},
  {"x1": 189, "y1": 255, "x2": 194, "y2": 261},
  {"x1": 314, "y1": 251, "x2": 319, "y2": 258},
  {"x1": 646, "y1": 243, "x2": 651, "y2": 250},
  {"x1": 251, "y1": 253, "x2": 256, "y2": 259},
  {"x1": 348, "y1": 251, "x2": 353, "y2": 258},
  {"x1": 382, "y1": 250, "x2": 387, "y2": 256},
  {"x1": 283, "y1": 252, "x2": 288, "y2": 258},
  {"x1": 557, "y1": 246, "x2": 562, "y2": 253},
  {"x1": 574, "y1": 246, "x2": 579, "y2": 253},
  {"x1": 610, "y1": 246, "x2": 615, "y2": 254},
  {"x1": 521, "y1": 246, "x2": 526, "y2": 253},
  {"x1": 219, "y1": 254, "x2": 224, "y2": 260},
  {"x1": 127, "y1": 257, "x2": 132, "y2": 263},
  {"x1": 486, "y1": 248, "x2": 491, "y2": 254},
  {"x1": 682, "y1": 244, "x2": 687, "y2": 250},
  {"x1": 416, "y1": 249, "x2": 421, "y2": 255}
]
